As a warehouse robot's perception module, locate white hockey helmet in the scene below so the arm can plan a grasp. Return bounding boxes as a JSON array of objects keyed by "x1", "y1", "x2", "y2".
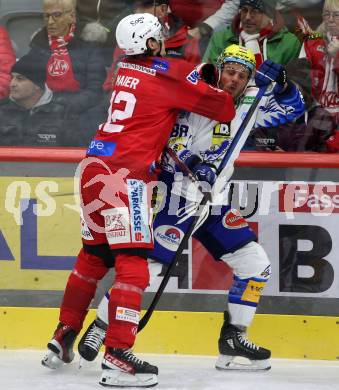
[{"x1": 116, "y1": 13, "x2": 164, "y2": 56}]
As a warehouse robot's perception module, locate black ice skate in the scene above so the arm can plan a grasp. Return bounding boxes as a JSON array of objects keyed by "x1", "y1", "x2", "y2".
[
  {"x1": 78, "y1": 318, "x2": 107, "y2": 362},
  {"x1": 41, "y1": 323, "x2": 77, "y2": 369},
  {"x1": 216, "y1": 312, "x2": 271, "y2": 371},
  {"x1": 100, "y1": 347, "x2": 158, "y2": 387}
]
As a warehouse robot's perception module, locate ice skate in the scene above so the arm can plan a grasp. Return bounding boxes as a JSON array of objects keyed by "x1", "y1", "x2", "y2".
[
  {"x1": 78, "y1": 318, "x2": 107, "y2": 362},
  {"x1": 99, "y1": 347, "x2": 158, "y2": 387},
  {"x1": 41, "y1": 323, "x2": 77, "y2": 369},
  {"x1": 215, "y1": 312, "x2": 271, "y2": 371}
]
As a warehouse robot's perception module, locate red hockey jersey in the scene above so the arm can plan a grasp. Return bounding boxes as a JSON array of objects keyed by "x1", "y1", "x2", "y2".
[{"x1": 87, "y1": 56, "x2": 235, "y2": 175}]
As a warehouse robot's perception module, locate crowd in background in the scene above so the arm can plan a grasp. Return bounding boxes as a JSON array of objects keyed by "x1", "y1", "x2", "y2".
[{"x1": 0, "y1": 0, "x2": 337, "y2": 152}]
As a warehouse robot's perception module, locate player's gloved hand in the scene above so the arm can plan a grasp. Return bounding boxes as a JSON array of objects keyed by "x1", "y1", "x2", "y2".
[
  {"x1": 255, "y1": 60, "x2": 287, "y2": 94},
  {"x1": 196, "y1": 63, "x2": 219, "y2": 86},
  {"x1": 178, "y1": 150, "x2": 202, "y2": 170},
  {"x1": 191, "y1": 162, "x2": 217, "y2": 185},
  {"x1": 177, "y1": 150, "x2": 216, "y2": 185}
]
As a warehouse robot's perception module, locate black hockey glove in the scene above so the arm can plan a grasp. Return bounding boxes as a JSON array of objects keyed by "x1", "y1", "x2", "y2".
[{"x1": 196, "y1": 63, "x2": 219, "y2": 87}]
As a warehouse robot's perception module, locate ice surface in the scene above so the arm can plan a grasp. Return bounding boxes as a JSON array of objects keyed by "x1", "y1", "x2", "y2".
[{"x1": 0, "y1": 350, "x2": 339, "y2": 390}]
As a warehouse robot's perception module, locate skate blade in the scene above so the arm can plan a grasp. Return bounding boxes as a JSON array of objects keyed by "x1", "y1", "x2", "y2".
[
  {"x1": 41, "y1": 351, "x2": 64, "y2": 370},
  {"x1": 78, "y1": 356, "x2": 95, "y2": 370},
  {"x1": 215, "y1": 354, "x2": 271, "y2": 372},
  {"x1": 99, "y1": 370, "x2": 158, "y2": 388}
]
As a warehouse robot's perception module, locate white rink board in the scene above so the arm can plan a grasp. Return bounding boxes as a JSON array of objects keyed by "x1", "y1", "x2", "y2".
[
  {"x1": 1, "y1": 350, "x2": 339, "y2": 390},
  {"x1": 147, "y1": 180, "x2": 339, "y2": 298}
]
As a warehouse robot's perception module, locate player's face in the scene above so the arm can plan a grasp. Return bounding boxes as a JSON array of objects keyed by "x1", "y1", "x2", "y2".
[
  {"x1": 239, "y1": 6, "x2": 270, "y2": 34},
  {"x1": 323, "y1": 6, "x2": 339, "y2": 36},
  {"x1": 219, "y1": 63, "x2": 250, "y2": 98},
  {"x1": 43, "y1": 3, "x2": 75, "y2": 37}
]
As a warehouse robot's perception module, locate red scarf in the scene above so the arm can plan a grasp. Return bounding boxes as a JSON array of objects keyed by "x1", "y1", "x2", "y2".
[
  {"x1": 46, "y1": 23, "x2": 80, "y2": 92},
  {"x1": 239, "y1": 23, "x2": 273, "y2": 69}
]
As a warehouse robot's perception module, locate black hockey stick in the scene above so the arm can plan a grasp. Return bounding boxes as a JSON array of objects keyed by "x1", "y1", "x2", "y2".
[
  {"x1": 138, "y1": 85, "x2": 268, "y2": 332},
  {"x1": 165, "y1": 146, "x2": 212, "y2": 201}
]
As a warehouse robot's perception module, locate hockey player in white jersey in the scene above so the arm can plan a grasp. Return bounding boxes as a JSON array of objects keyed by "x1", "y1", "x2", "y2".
[{"x1": 78, "y1": 45, "x2": 305, "y2": 372}]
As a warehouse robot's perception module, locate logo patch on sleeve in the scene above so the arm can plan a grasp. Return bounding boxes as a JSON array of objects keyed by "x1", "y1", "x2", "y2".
[
  {"x1": 222, "y1": 209, "x2": 248, "y2": 229},
  {"x1": 116, "y1": 307, "x2": 140, "y2": 324},
  {"x1": 186, "y1": 69, "x2": 199, "y2": 85}
]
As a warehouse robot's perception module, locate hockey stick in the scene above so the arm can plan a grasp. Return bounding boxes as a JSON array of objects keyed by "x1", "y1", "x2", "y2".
[
  {"x1": 165, "y1": 146, "x2": 211, "y2": 201},
  {"x1": 168, "y1": 145, "x2": 259, "y2": 219},
  {"x1": 138, "y1": 85, "x2": 268, "y2": 332}
]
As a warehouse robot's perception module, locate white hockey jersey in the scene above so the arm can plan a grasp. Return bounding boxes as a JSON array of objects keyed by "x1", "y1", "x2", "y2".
[{"x1": 162, "y1": 82, "x2": 305, "y2": 203}]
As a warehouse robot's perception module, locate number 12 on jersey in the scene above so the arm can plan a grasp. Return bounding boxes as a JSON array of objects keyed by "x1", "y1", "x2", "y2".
[{"x1": 102, "y1": 90, "x2": 136, "y2": 133}]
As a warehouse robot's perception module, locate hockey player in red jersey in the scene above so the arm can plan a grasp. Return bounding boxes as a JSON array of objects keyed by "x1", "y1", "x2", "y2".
[
  {"x1": 41, "y1": 12, "x2": 235, "y2": 388},
  {"x1": 77, "y1": 45, "x2": 305, "y2": 373}
]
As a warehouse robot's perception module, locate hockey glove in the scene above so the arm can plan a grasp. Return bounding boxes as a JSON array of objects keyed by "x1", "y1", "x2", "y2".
[
  {"x1": 255, "y1": 60, "x2": 287, "y2": 95},
  {"x1": 191, "y1": 162, "x2": 217, "y2": 185},
  {"x1": 196, "y1": 63, "x2": 219, "y2": 87},
  {"x1": 178, "y1": 149, "x2": 202, "y2": 171},
  {"x1": 177, "y1": 150, "x2": 216, "y2": 185}
]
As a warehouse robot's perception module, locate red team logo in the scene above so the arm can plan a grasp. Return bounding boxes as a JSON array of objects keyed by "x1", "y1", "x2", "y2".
[
  {"x1": 222, "y1": 209, "x2": 248, "y2": 229},
  {"x1": 48, "y1": 58, "x2": 69, "y2": 76}
]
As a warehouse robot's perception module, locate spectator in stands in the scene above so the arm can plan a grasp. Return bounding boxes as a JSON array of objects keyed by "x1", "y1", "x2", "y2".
[
  {"x1": 278, "y1": 0, "x2": 325, "y2": 32},
  {"x1": 136, "y1": 0, "x2": 200, "y2": 62},
  {"x1": 0, "y1": 53, "x2": 89, "y2": 147},
  {"x1": 203, "y1": 0, "x2": 301, "y2": 66},
  {"x1": 246, "y1": 100, "x2": 336, "y2": 152},
  {"x1": 169, "y1": 0, "x2": 225, "y2": 29},
  {"x1": 28, "y1": 0, "x2": 106, "y2": 115},
  {"x1": 292, "y1": 0, "x2": 339, "y2": 150},
  {"x1": 246, "y1": 74, "x2": 336, "y2": 151},
  {"x1": 0, "y1": 25, "x2": 16, "y2": 99},
  {"x1": 245, "y1": 58, "x2": 337, "y2": 152},
  {"x1": 103, "y1": 0, "x2": 201, "y2": 92},
  {"x1": 186, "y1": 1, "x2": 324, "y2": 40},
  {"x1": 169, "y1": 0, "x2": 237, "y2": 55},
  {"x1": 300, "y1": 0, "x2": 338, "y2": 123},
  {"x1": 76, "y1": 0, "x2": 134, "y2": 50}
]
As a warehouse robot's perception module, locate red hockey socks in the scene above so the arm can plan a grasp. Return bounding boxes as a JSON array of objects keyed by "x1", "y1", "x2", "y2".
[
  {"x1": 105, "y1": 253, "x2": 149, "y2": 349},
  {"x1": 60, "y1": 248, "x2": 108, "y2": 332}
]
